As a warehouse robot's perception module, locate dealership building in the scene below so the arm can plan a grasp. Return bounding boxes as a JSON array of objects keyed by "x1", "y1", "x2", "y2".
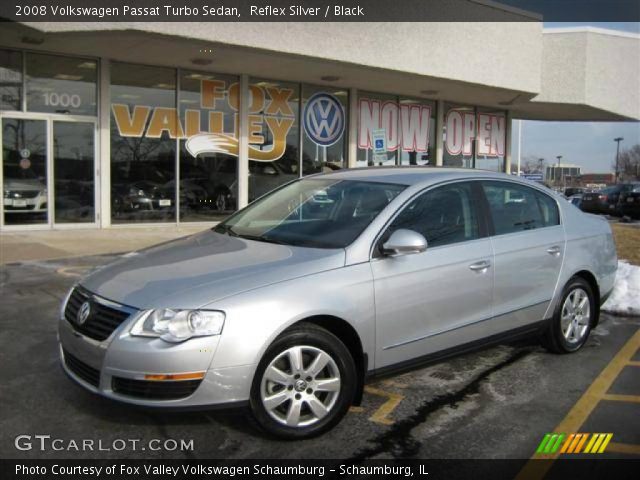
[{"x1": 1, "y1": 8, "x2": 639, "y2": 230}]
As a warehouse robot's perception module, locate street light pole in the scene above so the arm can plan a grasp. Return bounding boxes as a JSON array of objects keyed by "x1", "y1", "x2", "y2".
[
  {"x1": 556, "y1": 155, "x2": 562, "y2": 186},
  {"x1": 614, "y1": 137, "x2": 624, "y2": 183}
]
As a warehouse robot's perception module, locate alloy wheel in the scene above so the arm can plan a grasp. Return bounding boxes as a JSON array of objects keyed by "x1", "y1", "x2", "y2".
[
  {"x1": 260, "y1": 345, "x2": 341, "y2": 428},
  {"x1": 560, "y1": 287, "x2": 591, "y2": 343}
]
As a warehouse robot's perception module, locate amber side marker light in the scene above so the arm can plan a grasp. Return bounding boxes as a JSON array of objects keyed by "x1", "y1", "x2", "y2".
[{"x1": 144, "y1": 372, "x2": 206, "y2": 381}]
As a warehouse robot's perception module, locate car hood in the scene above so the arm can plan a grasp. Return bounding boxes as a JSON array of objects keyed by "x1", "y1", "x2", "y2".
[{"x1": 80, "y1": 230, "x2": 346, "y2": 309}]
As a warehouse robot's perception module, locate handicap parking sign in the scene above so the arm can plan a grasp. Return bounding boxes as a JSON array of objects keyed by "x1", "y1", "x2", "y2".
[{"x1": 372, "y1": 129, "x2": 387, "y2": 154}]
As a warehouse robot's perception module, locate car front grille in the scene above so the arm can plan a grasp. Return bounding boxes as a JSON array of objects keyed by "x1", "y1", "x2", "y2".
[
  {"x1": 63, "y1": 349, "x2": 100, "y2": 387},
  {"x1": 64, "y1": 287, "x2": 134, "y2": 341},
  {"x1": 112, "y1": 377, "x2": 202, "y2": 400}
]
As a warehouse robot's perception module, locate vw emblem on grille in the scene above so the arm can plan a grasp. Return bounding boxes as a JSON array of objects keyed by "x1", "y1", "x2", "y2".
[
  {"x1": 77, "y1": 301, "x2": 91, "y2": 325},
  {"x1": 303, "y1": 92, "x2": 345, "y2": 146}
]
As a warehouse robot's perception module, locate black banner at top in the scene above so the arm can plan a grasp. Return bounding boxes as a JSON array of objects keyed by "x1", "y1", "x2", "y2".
[{"x1": 0, "y1": 0, "x2": 639, "y2": 22}]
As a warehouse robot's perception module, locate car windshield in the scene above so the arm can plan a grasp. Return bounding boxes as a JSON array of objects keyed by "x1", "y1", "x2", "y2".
[{"x1": 215, "y1": 178, "x2": 406, "y2": 248}]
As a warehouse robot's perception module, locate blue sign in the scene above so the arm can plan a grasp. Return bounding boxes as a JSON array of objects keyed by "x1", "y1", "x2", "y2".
[
  {"x1": 522, "y1": 173, "x2": 544, "y2": 182},
  {"x1": 303, "y1": 92, "x2": 345, "y2": 146},
  {"x1": 375, "y1": 139, "x2": 384, "y2": 149}
]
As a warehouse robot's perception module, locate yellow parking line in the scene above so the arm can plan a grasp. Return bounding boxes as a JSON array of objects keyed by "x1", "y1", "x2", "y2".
[
  {"x1": 601, "y1": 393, "x2": 640, "y2": 404},
  {"x1": 515, "y1": 329, "x2": 640, "y2": 479},
  {"x1": 364, "y1": 386, "x2": 405, "y2": 425},
  {"x1": 606, "y1": 442, "x2": 640, "y2": 455},
  {"x1": 627, "y1": 361, "x2": 640, "y2": 367}
]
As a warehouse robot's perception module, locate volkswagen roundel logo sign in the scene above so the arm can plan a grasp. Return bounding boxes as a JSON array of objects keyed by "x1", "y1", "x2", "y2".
[
  {"x1": 303, "y1": 92, "x2": 345, "y2": 147},
  {"x1": 77, "y1": 301, "x2": 91, "y2": 325}
]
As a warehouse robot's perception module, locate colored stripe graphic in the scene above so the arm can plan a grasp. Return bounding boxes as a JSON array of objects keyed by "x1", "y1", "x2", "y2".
[
  {"x1": 536, "y1": 434, "x2": 565, "y2": 454},
  {"x1": 537, "y1": 433, "x2": 613, "y2": 455}
]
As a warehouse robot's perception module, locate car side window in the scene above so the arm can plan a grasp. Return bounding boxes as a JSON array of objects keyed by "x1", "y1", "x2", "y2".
[
  {"x1": 482, "y1": 181, "x2": 558, "y2": 235},
  {"x1": 535, "y1": 191, "x2": 560, "y2": 227},
  {"x1": 385, "y1": 182, "x2": 480, "y2": 248}
]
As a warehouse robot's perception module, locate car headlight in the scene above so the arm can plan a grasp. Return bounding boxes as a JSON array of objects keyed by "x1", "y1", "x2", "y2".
[{"x1": 130, "y1": 309, "x2": 225, "y2": 343}]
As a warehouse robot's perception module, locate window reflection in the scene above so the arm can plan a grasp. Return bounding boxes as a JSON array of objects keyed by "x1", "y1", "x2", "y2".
[
  {"x1": 26, "y1": 53, "x2": 97, "y2": 116},
  {"x1": 53, "y1": 122, "x2": 95, "y2": 223},
  {"x1": 248, "y1": 79, "x2": 300, "y2": 202},
  {"x1": 0, "y1": 49, "x2": 22, "y2": 111},
  {"x1": 179, "y1": 70, "x2": 238, "y2": 221},
  {"x1": 110, "y1": 63, "x2": 176, "y2": 223},
  {"x1": 2, "y1": 118, "x2": 48, "y2": 225}
]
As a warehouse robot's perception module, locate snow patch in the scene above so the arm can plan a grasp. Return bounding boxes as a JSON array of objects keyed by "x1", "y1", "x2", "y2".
[{"x1": 602, "y1": 261, "x2": 640, "y2": 317}]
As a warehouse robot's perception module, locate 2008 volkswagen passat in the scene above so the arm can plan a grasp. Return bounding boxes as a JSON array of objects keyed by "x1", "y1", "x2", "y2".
[{"x1": 59, "y1": 168, "x2": 617, "y2": 438}]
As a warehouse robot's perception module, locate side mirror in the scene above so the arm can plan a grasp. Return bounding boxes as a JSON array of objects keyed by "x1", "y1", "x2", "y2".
[{"x1": 382, "y1": 229, "x2": 428, "y2": 257}]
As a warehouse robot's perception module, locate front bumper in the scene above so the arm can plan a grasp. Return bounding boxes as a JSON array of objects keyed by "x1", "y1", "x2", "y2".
[
  {"x1": 58, "y1": 294, "x2": 254, "y2": 409},
  {"x1": 3, "y1": 194, "x2": 47, "y2": 213}
]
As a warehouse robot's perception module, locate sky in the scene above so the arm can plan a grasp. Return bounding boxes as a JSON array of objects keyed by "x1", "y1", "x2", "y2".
[{"x1": 510, "y1": 22, "x2": 639, "y2": 173}]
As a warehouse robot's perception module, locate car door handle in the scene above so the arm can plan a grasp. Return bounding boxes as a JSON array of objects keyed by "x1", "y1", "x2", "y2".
[
  {"x1": 546, "y1": 246, "x2": 562, "y2": 256},
  {"x1": 469, "y1": 260, "x2": 491, "y2": 273}
]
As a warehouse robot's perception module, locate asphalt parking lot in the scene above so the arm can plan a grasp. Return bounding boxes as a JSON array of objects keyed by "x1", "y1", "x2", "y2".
[{"x1": 0, "y1": 254, "x2": 638, "y2": 461}]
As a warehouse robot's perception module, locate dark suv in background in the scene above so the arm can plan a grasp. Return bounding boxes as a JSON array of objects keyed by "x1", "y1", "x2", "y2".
[{"x1": 581, "y1": 183, "x2": 640, "y2": 216}]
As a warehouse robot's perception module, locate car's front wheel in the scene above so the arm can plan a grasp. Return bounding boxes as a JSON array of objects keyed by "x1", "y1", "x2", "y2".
[
  {"x1": 541, "y1": 276, "x2": 596, "y2": 353},
  {"x1": 249, "y1": 323, "x2": 356, "y2": 439}
]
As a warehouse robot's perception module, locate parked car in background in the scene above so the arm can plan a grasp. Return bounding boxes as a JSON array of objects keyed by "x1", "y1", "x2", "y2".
[
  {"x1": 580, "y1": 183, "x2": 640, "y2": 215},
  {"x1": 568, "y1": 194, "x2": 583, "y2": 209},
  {"x1": 58, "y1": 168, "x2": 617, "y2": 439},
  {"x1": 2, "y1": 164, "x2": 47, "y2": 217},
  {"x1": 620, "y1": 185, "x2": 640, "y2": 219},
  {"x1": 564, "y1": 187, "x2": 585, "y2": 198}
]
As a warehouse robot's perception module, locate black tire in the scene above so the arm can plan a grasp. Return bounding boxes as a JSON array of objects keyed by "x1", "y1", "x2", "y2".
[
  {"x1": 541, "y1": 276, "x2": 596, "y2": 354},
  {"x1": 249, "y1": 322, "x2": 356, "y2": 439}
]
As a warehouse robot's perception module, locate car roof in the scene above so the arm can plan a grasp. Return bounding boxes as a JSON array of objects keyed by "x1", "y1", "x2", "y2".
[{"x1": 310, "y1": 166, "x2": 535, "y2": 187}]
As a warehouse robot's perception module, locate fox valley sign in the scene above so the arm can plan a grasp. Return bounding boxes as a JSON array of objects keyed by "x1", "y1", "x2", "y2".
[
  {"x1": 112, "y1": 79, "x2": 297, "y2": 162},
  {"x1": 112, "y1": 83, "x2": 505, "y2": 162}
]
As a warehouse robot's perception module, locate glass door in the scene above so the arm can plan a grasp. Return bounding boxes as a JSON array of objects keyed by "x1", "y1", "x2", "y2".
[
  {"x1": 1, "y1": 117, "x2": 49, "y2": 227},
  {"x1": 52, "y1": 120, "x2": 96, "y2": 225},
  {"x1": 1, "y1": 116, "x2": 98, "y2": 229}
]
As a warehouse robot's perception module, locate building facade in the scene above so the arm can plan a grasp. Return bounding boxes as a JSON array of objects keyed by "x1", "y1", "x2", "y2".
[
  {"x1": 1, "y1": 12, "x2": 638, "y2": 230},
  {"x1": 545, "y1": 164, "x2": 582, "y2": 184}
]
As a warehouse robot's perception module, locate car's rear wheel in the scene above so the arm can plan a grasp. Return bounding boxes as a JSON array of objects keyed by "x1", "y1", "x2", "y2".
[
  {"x1": 249, "y1": 323, "x2": 356, "y2": 439},
  {"x1": 541, "y1": 276, "x2": 595, "y2": 353}
]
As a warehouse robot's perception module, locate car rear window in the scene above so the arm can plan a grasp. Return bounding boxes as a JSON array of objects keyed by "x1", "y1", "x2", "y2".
[{"x1": 482, "y1": 181, "x2": 560, "y2": 235}]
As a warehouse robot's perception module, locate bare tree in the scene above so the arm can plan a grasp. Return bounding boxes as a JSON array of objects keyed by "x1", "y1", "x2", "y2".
[{"x1": 613, "y1": 144, "x2": 640, "y2": 182}]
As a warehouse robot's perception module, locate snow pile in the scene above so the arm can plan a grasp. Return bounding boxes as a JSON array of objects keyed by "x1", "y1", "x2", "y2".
[{"x1": 602, "y1": 261, "x2": 640, "y2": 316}]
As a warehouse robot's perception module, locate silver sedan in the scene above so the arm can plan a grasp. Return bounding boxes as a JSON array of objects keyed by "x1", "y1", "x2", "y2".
[{"x1": 58, "y1": 168, "x2": 617, "y2": 438}]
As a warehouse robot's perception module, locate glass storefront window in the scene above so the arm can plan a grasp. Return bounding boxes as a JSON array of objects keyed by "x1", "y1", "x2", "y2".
[
  {"x1": 26, "y1": 53, "x2": 97, "y2": 116},
  {"x1": 0, "y1": 49, "x2": 22, "y2": 112},
  {"x1": 301, "y1": 85, "x2": 347, "y2": 175},
  {"x1": 179, "y1": 70, "x2": 238, "y2": 221},
  {"x1": 357, "y1": 92, "x2": 397, "y2": 167},
  {"x1": 474, "y1": 107, "x2": 506, "y2": 172},
  {"x1": 110, "y1": 62, "x2": 176, "y2": 223},
  {"x1": 397, "y1": 97, "x2": 436, "y2": 167},
  {"x1": 248, "y1": 78, "x2": 300, "y2": 202},
  {"x1": 357, "y1": 93, "x2": 436, "y2": 168},
  {"x1": 443, "y1": 104, "x2": 506, "y2": 171},
  {"x1": 443, "y1": 103, "x2": 475, "y2": 168}
]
